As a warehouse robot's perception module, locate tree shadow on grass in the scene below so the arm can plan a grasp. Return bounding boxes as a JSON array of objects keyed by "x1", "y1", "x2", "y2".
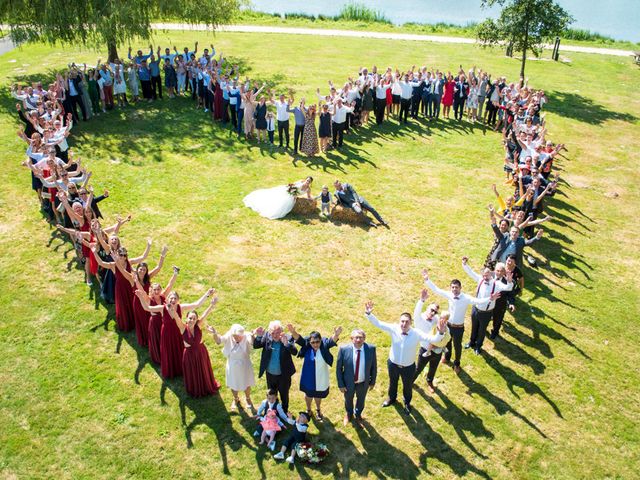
[
  {"x1": 456, "y1": 369, "x2": 547, "y2": 439},
  {"x1": 544, "y1": 91, "x2": 638, "y2": 126}
]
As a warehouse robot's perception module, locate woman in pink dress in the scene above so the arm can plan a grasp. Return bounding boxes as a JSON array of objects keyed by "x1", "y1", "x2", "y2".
[
  {"x1": 167, "y1": 295, "x2": 221, "y2": 397},
  {"x1": 442, "y1": 74, "x2": 456, "y2": 119}
]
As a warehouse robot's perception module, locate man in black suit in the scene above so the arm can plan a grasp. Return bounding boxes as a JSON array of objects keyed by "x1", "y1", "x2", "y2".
[
  {"x1": 333, "y1": 180, "x2": 387, "y2": 227},
  {"x1": 453, "y1": 74, "x2": 469, "y2": 121},
  {"x1": 430, "y1": 72, "x2": 445, "y2": 119},
  {"x1": 336, "y1": 329, "x2": 377, "y2": 427},
  {"x1": 253, "y1": 320, "x2": 298, "y2": 413}
]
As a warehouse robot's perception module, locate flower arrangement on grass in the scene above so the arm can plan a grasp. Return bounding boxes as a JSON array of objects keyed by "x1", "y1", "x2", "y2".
[{"x1": 294, "y1": 442, "x2": 329, "y2": 464}]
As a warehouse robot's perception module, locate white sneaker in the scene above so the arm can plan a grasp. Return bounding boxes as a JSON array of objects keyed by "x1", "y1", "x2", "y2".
[
  {"x1": 273, "y1": 452, "x2": 285, "y2": 460},
  {"x1": 285, "y1": 456, "x2": 294, "y2": 464},
  {"x1": 268, "y1": 440, "x2": 276, "y2": 451}
]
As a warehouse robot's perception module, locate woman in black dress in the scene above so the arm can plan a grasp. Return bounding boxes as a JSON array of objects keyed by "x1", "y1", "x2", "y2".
[
  {"x1": 255, "y1": 96, "x2": 268, "y2": 143},
  {"x1": 318, "y1": 103, "x2": 332, "y2": 153}
]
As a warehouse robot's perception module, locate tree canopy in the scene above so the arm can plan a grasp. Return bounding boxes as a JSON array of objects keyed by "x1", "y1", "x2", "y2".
[
  {"x1": 477, "y1": 0, "x2": 574, "y2": 78},
  {"x1": 0, "y1": 0, "x2": 241, "y2": 61}
]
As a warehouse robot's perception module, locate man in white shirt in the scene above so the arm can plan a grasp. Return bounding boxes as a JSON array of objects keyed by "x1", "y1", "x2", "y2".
[
  {"x1": 330, "y1": 98, "x2": 353, "y2": 148},
  {"x1": 364, "y1": 300, "x2": 444, "y2": 415},
  {"x1": 412, "y1": 289, "x2": 447, "y2": 392},
  {"x1": 422, "y1": 269, "x2": 498, "y2": 373},
  {"x1": 461, "y1": 257, "x2": 513, "y2": 354},
  {"x1": 336, "y1": 329, "x2": 377, "y2": 427},
  {"x1": 398, "y1": 74, "x2": 413, "y2": 124},
  {"x1": 374, "y1": 76, "x2": 391, "y2": 125},
  {"x1": 270, "y1": 94, "x2": 291, "y2": 148}
]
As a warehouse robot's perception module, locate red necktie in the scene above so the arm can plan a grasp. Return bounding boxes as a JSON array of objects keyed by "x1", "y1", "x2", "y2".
[{"x1": 355, "y1": 349, "x2": 361, "y2": 383}]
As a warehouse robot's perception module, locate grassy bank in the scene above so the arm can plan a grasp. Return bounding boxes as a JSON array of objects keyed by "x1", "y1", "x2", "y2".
[
  {"x1": 0, "y1": 30, "x2": 639, "y2": 479},
  {"x1": 233, "y1": 9, "x2": 640, "y2": 51}
]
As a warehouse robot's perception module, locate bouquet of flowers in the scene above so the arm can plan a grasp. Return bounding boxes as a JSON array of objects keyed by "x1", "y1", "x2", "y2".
[
  {"x1": 294, "y1": 442, "x2": 329, "y2": 464},
  {"x1": 286, "y1": 183, "x2": 300, "y2": 196}
]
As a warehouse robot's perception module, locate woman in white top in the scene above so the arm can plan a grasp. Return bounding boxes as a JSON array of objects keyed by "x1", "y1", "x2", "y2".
[
  {"x1": 209, "y1": 323, "x2": 257, "y2": 411},
  {"x1": 243, "y1": 176, "x2": 313, "y2": 220}
]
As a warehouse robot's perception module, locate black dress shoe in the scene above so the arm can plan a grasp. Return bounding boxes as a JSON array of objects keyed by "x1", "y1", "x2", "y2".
[
  {"x1": 474, "y1": 348, "x2": 482, "y2": 355},
  {"x1": 382, "y1": 399, "x2": 396, "y2": 408},
  {"x1": 403, "y1": 404, "x2": 412, "y2": 415},
  {"x1": 464, "y1": 342, "x2": 474, "y2": 349},
  {"x1": 488, "y1": 331, "x2": 497, "y2": 340}
]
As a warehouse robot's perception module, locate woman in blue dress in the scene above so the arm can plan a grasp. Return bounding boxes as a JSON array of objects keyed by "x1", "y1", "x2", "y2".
[{"x1": 288, "y1": 324, "x2": 342, "y2": 421}]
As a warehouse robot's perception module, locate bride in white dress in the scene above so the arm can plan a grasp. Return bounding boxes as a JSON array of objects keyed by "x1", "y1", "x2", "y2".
[{"x1": 243, "y1": 176, "x2": 313, "y2": 220}]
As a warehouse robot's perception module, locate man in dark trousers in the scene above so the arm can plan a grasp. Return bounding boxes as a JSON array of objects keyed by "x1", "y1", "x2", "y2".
[
  {"x1": 336, "y1": 328, "x2": 377, "y2": 427},
  {"x1": 333, "y1": 180, "x2": 387, "y2": 227},
  {"x1": 453, "y1": 74, "x2": 469, "y2": 121},
  {"x1": 253, "y1": 320, "x2": 298, "y2": 413},
  {"x1": 430, "y1": 71, "x2": 445, "y2": 119}
]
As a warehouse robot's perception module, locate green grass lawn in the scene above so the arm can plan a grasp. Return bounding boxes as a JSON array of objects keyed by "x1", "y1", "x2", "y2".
[{"x1": 0, "y1": 30, "x2": 639, "y2": 479}]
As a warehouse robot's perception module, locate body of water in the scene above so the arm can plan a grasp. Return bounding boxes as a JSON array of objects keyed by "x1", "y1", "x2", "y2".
[{"x1": 248, "y1": 0, "x2": 640, "y2": 43}]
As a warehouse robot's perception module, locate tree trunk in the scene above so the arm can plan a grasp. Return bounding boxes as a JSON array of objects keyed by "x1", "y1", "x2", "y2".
[
  {"x1": 520, "y1": 20, "x2": 529, "y2": 83},
  {"x1": 107, "y1": 41, "x2": 119, "y2": 63}
]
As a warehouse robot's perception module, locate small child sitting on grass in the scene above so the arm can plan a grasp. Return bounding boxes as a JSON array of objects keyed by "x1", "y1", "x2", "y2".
[
  {"x1": 254, "y1": 389, "x2": 290, "y2": 451},
  {"x1": 273, "y1": 411, "x2": 310, "y2": 464}
]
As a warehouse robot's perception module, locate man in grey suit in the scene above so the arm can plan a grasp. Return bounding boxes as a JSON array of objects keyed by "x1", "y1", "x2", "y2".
[{"x1": 336, "y1": 329, "x2": 377, "y2": 428}]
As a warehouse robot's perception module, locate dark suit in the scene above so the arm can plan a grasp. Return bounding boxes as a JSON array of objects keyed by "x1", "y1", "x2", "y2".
[
  {"x1": 336, "y1": 343, "x2": 377, "y2": 417},
  {"x1": 334, "y1": 183, "x2": 385, "y2": 224},
  {"x1": 453, "y1": 80, "x2": 469, "y2": 121},
  {"x1": 68, "y1": 76, "x2": 87, "y2": 122},
  {"x1": 253, "y1": 334, "x2": 298, "y2": 412},
  {"x1": 430, "y1": 79, "x2": 445, "y2": 118}
]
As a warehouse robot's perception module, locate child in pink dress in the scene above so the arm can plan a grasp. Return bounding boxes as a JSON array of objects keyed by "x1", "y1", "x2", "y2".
[{"x1": 259, "y1": 409, "x2": 282, "y2": 448}]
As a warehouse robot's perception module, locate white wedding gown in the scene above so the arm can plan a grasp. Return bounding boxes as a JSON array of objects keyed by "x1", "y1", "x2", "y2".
[{"x1": 243, "y1": 182, "x2": 304, "y2": 220}]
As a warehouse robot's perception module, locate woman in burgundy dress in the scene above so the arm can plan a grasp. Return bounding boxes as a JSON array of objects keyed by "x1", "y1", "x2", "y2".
[
  {"x1": 92, "y1": 238, "x2": 151, "y2": 332},
  {"x1": 126, "y1": 246, "x2": 168, "y2": 347},
  {"x1": 168, "y1": 295, "x2": 220, "y2": 397},
  {"x1": 442, "y1": 74, "x2": 456, "y2": 119},
  {"x1": 134, "y1": 266, "x2": 179, "y2": 364},
  {"x1": 213, "y1": 75, "x2": 223, "y2": 121},
  {"x1": 136, "y1": 286, "x2": 214, "y2": 379}
]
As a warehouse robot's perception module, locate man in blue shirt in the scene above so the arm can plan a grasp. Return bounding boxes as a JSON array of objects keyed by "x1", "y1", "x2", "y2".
[
  {"x1": 148, "y1": 47, "x2": 162, "y2": 100},
  {"x1": 128, "y1": 45, "x2": 153, "y2": 65},
  {"x1": 137, "y1": 61, "x2": 152, "y2": 101}
]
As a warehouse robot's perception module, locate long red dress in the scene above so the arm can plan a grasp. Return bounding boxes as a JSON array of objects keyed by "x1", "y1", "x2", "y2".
[
  {"x1": 114, "y1": 261, "x2": 135, "y2": 331},
  {"x1": 213, "y1": 81, "x2": 223, "y2": 120},
  {"x1": 148, "y1": 295, "x2": 164, "y2": 365},
  {"x1": 442, "y1": 81, "x2": 455, "y2": 107},
  {"x1": 182, "y1": 324, "x2": 220, "y2": 397},
  {"x1": 160, "y1": 304, "x2": 184, "y2": 378},
  {"x1": 132, "y1": 279, "x2": 150, "y2": 347},
  {"x1": 88, "y1": 232, "x2": 98, "y2": 276}
]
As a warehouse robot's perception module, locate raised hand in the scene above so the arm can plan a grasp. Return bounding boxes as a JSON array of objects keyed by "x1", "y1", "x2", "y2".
[
  {"x1": 160, "y1": 245, "x2": 169, "y2": 257},
  {"x1": 286, "y1": 323, "x2": 296, "y2": 334},
  {"x1": 334, "y1": 326, "x2": 343, "y2": 337},
  {"x1": 536, "y1": 229, "x2": 544, "y2": 239},
  {"x1": 462, "y1": 256, "x2": 469, "y2": 265},
  {"x1": 210, "y1": 296, "x2": 218, "y2": 307},
  {"x1": 253, "y1": 326, "x2": 265, "y2": 337},
  {"x1": 172, "y1": 265, "x2": 180, "y2": 274},
  {"x1": 421, "y1": 269, "x2": 429, "y2": 282},
  {"x1": 206, "y1": 287, "x2": 216, "y2": 298},
  {"x1": 364, "y1": 301, "x2": 374, "y2": 315},
  {"x1": 420, "y1": 288, "x2": 429, "y2": 302},
  {"x1": 490, "y1": 292, "x2": 501, "y2": 301},
  {"x1": 206, "y1": 325, "x2": 217, "y2": 335}
]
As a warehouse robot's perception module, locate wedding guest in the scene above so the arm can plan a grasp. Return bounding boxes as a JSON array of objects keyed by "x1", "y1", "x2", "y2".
[
  {"x1": 288, "y1": 324, "x2": 342, "y2": 421},
  {"x1": 318, "y1": 103, "x2": 332, "y2": 153},
  {"x1": 336, "y1": 328, "x2": 377, "y2": 427},
  {"x1": 490, "y1": 254, "x2": 524, "y2": 338},
  {"x1": 254, "y1": 388, "x2": 291, "y2": 451},
  {"x1": 273, "y1": 411, "x2": 310, "y2": 464},
  {"x1": 422, "y1": 269, "x2": 498, "y2": 373},
  {"x1": 209, "y1": 323, "x2": 257, "y2": 411},
  {"x1": 167, "y1": 296, "x2": 220, "y2": 397},
  {"x1": 253, "y1": 320, "x2": 298, "y2": 413},
  {"x1": 330, "y1": 98, "x2": 354, "y2": 149},
  {"x1": 315, "y1": 185, "x2": 332, "y2": 217},
  {"x1": 270, "y1": 93, "x2": 291, "y2": 148},
  {"x1": 135, "y1": 287, "x2": 215, "y2": 379},
  {"x1": 364, "y1": 300, "x2": 445, "y2": 415},
  {"x1": 462, "y1": 256, "x2": 513, "y2": 354},
  {"x1": 300, "y1": 104, "x2": 319, "y2": 156},
  {"x1": 441, "y1": 74, "x2": 455, "y2": 119}
]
